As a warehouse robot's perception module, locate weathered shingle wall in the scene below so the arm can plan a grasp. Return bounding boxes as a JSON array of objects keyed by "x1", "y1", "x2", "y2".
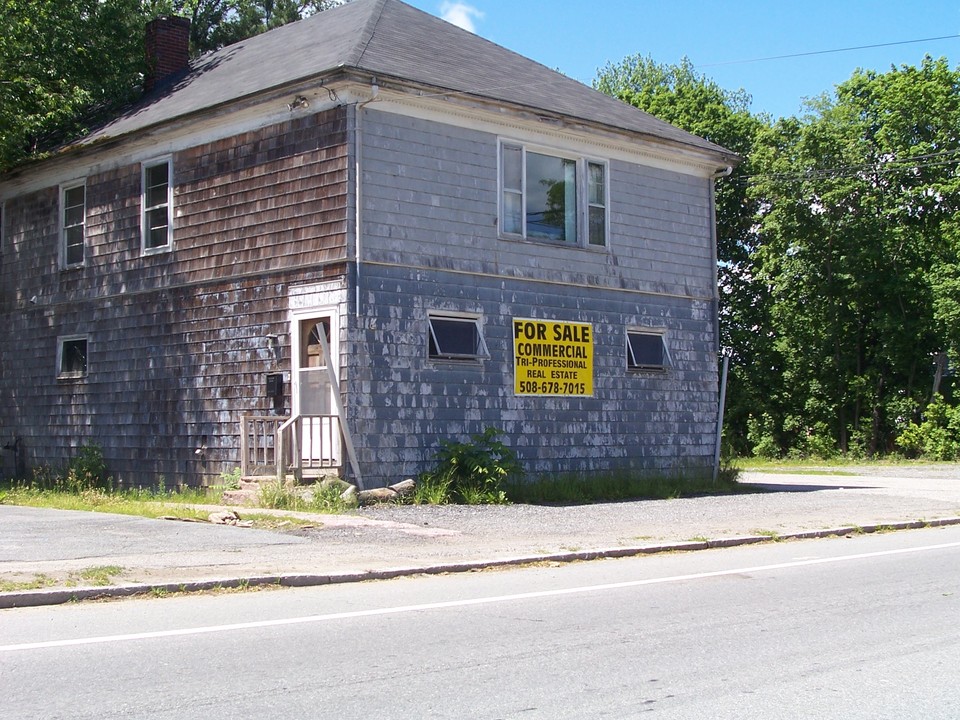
[
  {"x1": 0, "y1": 102, "x2": 720, "y2": 487},
  {"x1": 348, "y1": 265, "x2": 719, "y2": 486},
  {"x1": 347, "y1": 110, "x2": 719, "y2": 485},
  {"x1": 0, "y1": 109, "x2": 350, "y2": 485},
  {"x1": 360, "y1": 109, "x2": 716, "y2": 299}
]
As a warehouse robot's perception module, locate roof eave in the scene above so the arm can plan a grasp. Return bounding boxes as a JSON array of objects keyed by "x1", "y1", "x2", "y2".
[{"x1": 345, "y1": 68, "x2": 741, "y2": 167}]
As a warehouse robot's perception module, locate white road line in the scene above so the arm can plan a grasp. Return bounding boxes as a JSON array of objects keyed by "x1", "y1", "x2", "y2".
[{"x1": 3, "y1": 540, "x2": 959, "y2": 653}]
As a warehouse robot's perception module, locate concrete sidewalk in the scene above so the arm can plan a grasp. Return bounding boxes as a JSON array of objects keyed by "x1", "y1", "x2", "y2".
[{"x1": 3, "y1": 467, "x2": 960, "y2": 608}]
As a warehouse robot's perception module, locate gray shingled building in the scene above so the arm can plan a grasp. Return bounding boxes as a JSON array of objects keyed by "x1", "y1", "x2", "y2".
[{"x1": 0, "y1": 0, "x2": 738, "y2": 488}]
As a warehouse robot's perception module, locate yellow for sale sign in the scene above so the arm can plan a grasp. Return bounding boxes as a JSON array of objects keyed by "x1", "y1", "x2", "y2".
[{"x1": 512, "y1": 318, "x2": 593, "y2": 396}]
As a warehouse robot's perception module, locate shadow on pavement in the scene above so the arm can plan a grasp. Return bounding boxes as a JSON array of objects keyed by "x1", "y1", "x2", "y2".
[{"x1": 738, "y1": 482, "x2": 881, "y2": 493}]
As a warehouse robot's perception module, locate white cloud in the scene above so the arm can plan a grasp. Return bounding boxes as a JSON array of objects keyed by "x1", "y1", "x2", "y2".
[{"x1": 440, "y1": 2, "x2": 484, "y2": 33}]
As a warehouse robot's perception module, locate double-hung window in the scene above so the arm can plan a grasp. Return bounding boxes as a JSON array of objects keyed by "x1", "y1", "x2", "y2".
[
  {"x1": 428, "y1": 314, "x2": 489, "y2": 361},
  {"x1": 500, "y1": 142, "x2": 608, "y2": 247},
  {"x1": 60, "y1": 181, "x2": 86, "y2": 268},
  {"x1": 142, "y1": 158, "x2": 173, "y2": 253},
  {"x1": 627, "y1": 330, "x2": 669, "y2": 371}
]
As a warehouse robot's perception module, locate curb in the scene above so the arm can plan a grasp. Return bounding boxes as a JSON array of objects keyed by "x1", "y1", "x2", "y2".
[{"x1": 4, "y1": 517, "x2": 960, "y2": 609}]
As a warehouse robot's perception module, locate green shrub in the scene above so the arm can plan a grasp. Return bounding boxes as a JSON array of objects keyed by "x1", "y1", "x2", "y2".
[
  {"x1": 895, "y1": 395, "x2": 960, "y2": 460},
  {"x1": 218, "y1": 467, "x2": 242, "y2": 490},
  {"x1": 24, "y1": 445, "x2": 109, "y2": 493},
  {"x1": 747, "y1": 413, "x2": 780, "y2": 459},
  {"x1": 800, "y1": 423, "x2": 837, "y2": 460},
  {"x1": 65, "y1": 444, "x2": 108, "y2": 492},
  {"x1": 258, "y1": 481, "x2": 302, "y2": 510},
  {"x1": 416, "y1": 427, "x2": 520, "y2": 505}
]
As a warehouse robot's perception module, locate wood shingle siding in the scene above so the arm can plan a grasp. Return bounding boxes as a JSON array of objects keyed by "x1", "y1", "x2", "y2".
[
  {"x1": 360, "y1": 110, "x2": 716, "y2": 300},
  {"x1": 175, "y1": 112, "x2": 348, "y2": 284},
  {"x1": 1, "y1": 0, "x2": 736, "y2": 487},
  {"x1": 347, "y1": 263, "x2": 718, "y2": 487},
  {"x1": 0, "y1": 109, "x2": 349, "y2": 485},
  {"x1": 339, "y1": 110, "x2": 720, "y2": 486}
]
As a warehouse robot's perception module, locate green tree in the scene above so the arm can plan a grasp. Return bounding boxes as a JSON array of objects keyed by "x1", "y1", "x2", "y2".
[
  {"x1": 749, "y1": 56, "x2": 960, "y2": 455},
  {"x1": 0, "y1": 0, "x2": 344, "y2": 172},
  {"x1": 594, "y1": 56, "x2": 771, "y2": 455},
  {"x1": 0, "y1": 0, "x2": 151, "y2": 171},
  {"x1": 152, "y1": 0, "x2": 343, "y2": 55}
]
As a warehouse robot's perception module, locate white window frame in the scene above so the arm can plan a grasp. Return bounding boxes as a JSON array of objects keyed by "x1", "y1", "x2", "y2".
[
  {"x1": 57, "y1": 334, "x2": 89, "y2": 379},
  {"x1": 59, "y1": 179, "x2": 86, "y2": 269},
  {"x1": 498, "y1": 140, "x2": 609, "y2": 248},
  {"x1": 626, "y1": 329, "x2": 670, "y2": 371},
  {"x1": 586, "y1": 160, "x2": 608, "y2": 247},
  {"x1": 141, "y1": 157, "x2": 173, "y2": 254},
  {"x1": 428, "y1": 313, "x2": 489, "y2": 361}
]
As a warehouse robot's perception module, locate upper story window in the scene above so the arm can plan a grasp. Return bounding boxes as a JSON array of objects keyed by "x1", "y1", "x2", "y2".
[
  {"x1": 142, "y1": 158, "x2": 173, "y2": 253},
  {"x1": 428, "y1": 314, "x2": 489, "y2": 361},
  {"x1": 500, "y1": 141, "x2": 608, "y2": 248},
  {"x1": 60, "y1": 181, "x2": 86, "y2": 268},
  {"x1": 57, "y1": 335, "x2": 89, "y2": 379}
]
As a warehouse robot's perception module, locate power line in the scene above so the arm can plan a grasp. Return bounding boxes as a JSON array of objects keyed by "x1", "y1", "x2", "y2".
[
  {"x1": 735, "y1": 149, "x2": 960, "y2": 186},
  {"x1": 702, "y1": 35, "x2": 959, "y2": 68}
]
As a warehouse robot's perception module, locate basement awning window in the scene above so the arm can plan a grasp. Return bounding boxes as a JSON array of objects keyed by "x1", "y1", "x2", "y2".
[
  {"x1": 627, "y1": 331, "x2": 668, "y2": 371},
  {"x1": 428, "y1": 315, "x2": 489, "y2": 361}
]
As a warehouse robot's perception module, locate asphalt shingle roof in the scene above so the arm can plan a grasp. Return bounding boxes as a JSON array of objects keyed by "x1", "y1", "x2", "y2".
[{"x1": 84, "y1": 0, "x2": 734, "y2": 160}]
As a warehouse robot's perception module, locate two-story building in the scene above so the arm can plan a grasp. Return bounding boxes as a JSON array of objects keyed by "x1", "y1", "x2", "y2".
[{"x1": 0, "y1": 0, "x2": 737, "y2": 488}]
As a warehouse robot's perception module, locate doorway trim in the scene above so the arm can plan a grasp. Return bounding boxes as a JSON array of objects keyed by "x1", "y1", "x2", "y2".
[{"x1": 289, "y1": 304, "x2": 363, "y2": 488}]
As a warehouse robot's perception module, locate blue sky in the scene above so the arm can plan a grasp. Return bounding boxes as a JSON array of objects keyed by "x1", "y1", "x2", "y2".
[{"x1": 405, "y1": 1, "x2": 960, "y2": 120}]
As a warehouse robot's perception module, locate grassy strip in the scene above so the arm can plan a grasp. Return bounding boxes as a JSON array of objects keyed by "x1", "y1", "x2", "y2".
[
  {"x1": 0, "y1": 565, "x2": 126, "y2": 593},
  {"x1": 0, "y1": 485, "x2": 324, "y2": 530},
  {"x1": 0, "y1": 486, "x2": 215, "y2": 521},
  {"x1": 730, "y1": 457, "x2": 958, "y2": 474},
  {"x1": 505, "y1": 470, "x2": 744, "y2": 505}
]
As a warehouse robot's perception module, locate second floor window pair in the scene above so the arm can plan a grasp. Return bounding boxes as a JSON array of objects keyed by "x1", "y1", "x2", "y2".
[
  {"x1": 59, "y1": 157, "x2": 173, "y2": 267},
  {"x1": 500, "y1": 142, "x2": 608, "y2": 248}
]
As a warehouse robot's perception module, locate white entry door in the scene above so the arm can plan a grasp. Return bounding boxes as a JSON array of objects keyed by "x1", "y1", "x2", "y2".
[{"x1": 294, "y1": 315, "x2": 340, "y2": 468}]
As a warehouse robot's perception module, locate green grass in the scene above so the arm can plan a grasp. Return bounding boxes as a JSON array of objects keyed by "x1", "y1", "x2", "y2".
[
  {"x1": 0, "y1": 566, "x2": 127, "y2": 593},
  {"x1": 0, "y1": 483, "x2": 331, "y2": 530},
  {"x1": 0, "y1": 574, "x2": 57, "y2": 592},
  {"x1": 76, "y1": 565, "x2": 124, "y2": 587},
  {"x1": 0, "y1": 485, "x2": 216, "y2": 521},
  {"x1": 751, "y1": 528, "x2": 783, "y2": 541},
  {"x1": 256, "y1": 481, "x2": 356, "y2": 514},
  {"x1": 731, "y1": 458, "x2": 859, "y2": 475},
  {"x1": 505, "y1": 468, "x2": 744, "y2": 505},
  {"x1": 732, "y1": 456, "x2": 958, "y2": 475}
]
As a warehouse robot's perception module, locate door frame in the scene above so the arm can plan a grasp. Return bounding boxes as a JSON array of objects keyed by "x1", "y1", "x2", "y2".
[
  {"x1": 288, "y1": 305, "x2": 364, "y2": 488},
  {"x1": 290, "y1": 306, "x2": 339, "y2": 418}
]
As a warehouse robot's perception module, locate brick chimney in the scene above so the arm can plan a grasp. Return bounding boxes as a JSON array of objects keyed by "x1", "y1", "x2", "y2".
[{"x1": 144, "y1": 16, "x2": 191, "y2": 93}]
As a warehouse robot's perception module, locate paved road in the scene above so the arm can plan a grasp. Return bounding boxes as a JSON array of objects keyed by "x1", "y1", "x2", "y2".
[
  {"x1": 2, "y1": 465, "x2": 960, "y2": 606},
  {"x1": 3, "y1": 527, "x2": 959, "y2": 719}
]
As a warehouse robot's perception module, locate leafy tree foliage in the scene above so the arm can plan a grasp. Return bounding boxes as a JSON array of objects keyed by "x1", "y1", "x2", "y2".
[
  {"x1": 151, "y1": 0, "x2": 342, "y2": 56},
  {"x1": 0, "y1": 0, "x2": 151, "y2": 171},
  {"x1": 594, "y1": 56, "x2": 772, "y2": 455},
  {"x1": 0, "y1": 0, "x2": 343, "y2": 172},
  {"x1": 596, "y1": 54, "x2": 960, "y2": 460},
  {"x1": 749, "y1": 57, "x2": 960, "y2": 456}
]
